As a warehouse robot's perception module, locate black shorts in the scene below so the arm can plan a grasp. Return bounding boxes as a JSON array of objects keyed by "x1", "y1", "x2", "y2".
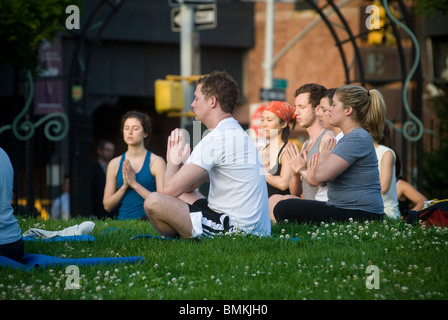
[{"x1": 188, "y1": 199, "x2": 234, "y2": 238}]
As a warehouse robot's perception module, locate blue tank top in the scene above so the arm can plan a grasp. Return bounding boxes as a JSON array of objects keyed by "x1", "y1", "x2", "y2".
[{"x1": 116, "y1": 150, "x2": 156, "y2": 220}]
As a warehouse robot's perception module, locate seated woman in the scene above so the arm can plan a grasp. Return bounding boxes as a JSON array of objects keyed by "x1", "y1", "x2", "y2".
[
  {"x1": 0, "y1": 148, "x2": 24, "y2": 262},
  {"x1": 259, "y1": 101, "x2": 296, "y2": 196},
  {"x1": 103, "y1": 111, "x2": 166, "y2": 220},
  {"x1": 258, "y1": 101, "x2": 296, "y2": 219},
  {"x1": 274, "y1": 85, "x2": 385, "y2": 224},
  {"x1": 373, "y1": 126, "x2": 400, "y2": 219}
]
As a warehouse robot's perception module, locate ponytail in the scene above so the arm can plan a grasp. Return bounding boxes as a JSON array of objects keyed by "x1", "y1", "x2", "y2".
[{"x1": 364, "y1": 89, "x2": 386, "y2": 142}]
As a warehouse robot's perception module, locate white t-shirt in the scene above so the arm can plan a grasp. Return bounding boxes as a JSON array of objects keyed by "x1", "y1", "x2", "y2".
[
  {"x1": 376, "y1": 144, "x2": 400, "y2": 219},
  {"x1": 315, "y1": 131, "x2": 344, "y2": 202},
  {"x1": 187, "y1": 117, "x2": 271, "y2": 236}
]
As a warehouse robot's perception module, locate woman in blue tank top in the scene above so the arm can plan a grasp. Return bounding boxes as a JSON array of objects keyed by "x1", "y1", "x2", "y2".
[{"x1": 103, "y1": 111, "x2": 166, "y2": 220}]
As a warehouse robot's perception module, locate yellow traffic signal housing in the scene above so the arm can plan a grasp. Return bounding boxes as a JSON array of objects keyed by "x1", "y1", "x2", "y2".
[
  {"x1": 367, "y1": 1, "x2": 397, "y2": 46},
  {"x1": 155, "y1": 79, "x2": 184, "y2": 113}
]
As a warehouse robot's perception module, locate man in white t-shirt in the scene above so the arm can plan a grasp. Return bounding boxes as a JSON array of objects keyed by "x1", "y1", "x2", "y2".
[{"x1": 144, "y1": 71, "x2": 270, "y2": 239}]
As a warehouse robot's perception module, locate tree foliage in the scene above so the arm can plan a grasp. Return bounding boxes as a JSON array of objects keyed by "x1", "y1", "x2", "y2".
[
  {"x1": 412, "y1": 0, "x2": 448, "y2": 17},
  {"x1": 0, "y1": 0, "x2": 79, "y2": 72}
]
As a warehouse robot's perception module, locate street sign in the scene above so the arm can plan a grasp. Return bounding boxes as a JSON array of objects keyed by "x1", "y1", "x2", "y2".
[
  {"x1": 273, "y1": 78, "x2": 288, "y2": 90},
  {"x1": 259, "y1": 88, "x2": 286, "y2": 101},
  {"x1": 171, "y1": 4, "x2": 217, "y2": 32}
]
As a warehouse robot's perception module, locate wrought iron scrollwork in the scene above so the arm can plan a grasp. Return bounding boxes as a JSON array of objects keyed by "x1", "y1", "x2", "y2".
[
  {"x1": 382, "y1": 0, "x2": 424, "y2": 142},
  {"x1": 0, "y1": 70, "x2": 69, "y2": 141}
]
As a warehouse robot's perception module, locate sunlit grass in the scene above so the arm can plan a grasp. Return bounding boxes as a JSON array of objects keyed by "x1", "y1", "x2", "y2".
[{"x1": 1, "y1": 216, "x2": 447, "y2": 300}]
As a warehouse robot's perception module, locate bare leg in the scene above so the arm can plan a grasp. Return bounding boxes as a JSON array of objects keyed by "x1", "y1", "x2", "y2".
[
  {"x1": 269, "y1": 194, "x2": 301, "y2": 223},
  {"x1": 144, "y1": 192, "x2": 202, "y2": 238}
]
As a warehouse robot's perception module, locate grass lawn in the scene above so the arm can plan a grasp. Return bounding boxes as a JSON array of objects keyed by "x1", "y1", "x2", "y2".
[{"x1": 1, "y1": 216, "x2": 447, "y2": 303}]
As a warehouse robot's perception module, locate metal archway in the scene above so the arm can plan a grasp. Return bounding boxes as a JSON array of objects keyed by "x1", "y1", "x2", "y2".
[{"x1": 303, "y1": 0, "x2": 424, "y2": 186}]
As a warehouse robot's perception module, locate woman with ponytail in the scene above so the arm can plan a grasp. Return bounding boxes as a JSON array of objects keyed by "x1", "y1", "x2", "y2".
[{"x1": 273, "y1": 85, "x2": 385, "y2": 224}]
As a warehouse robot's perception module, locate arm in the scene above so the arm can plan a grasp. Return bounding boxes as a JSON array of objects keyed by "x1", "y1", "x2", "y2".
[
  {"x1": 285, "y1": 141, "x2": 306, "y2": 196},
  {"x1": 163, "y1": 128, "x2": 209, "y2": 197},
  {"x1": 163, "y1": 163, "x2": 209, "y2": 197},
  {"x1": 103, "y1": 157, "x2": 127, "y2": 212},
  {"x1": 164, "y1": 128, "x2": 191, "y2": 187},
  {"x1": 151, "y1": 155, "x2": 167, "y2": 193},
  {"x1": 378, "y1": 150, "x2": 395, "y2": 194},
  {"x1": 307, "y1": 137, "x2": 341, "y2": 184},
  {"x1": 301, "y1": 153, "x2": 320, "y2": 187},
  {"x1": 397, "y1": 179, "x2": 427, "y2": 211},
  {"x1": 314, "y1": 153, "x2": 351, "y2": 184},
  {"x1": 120, "y1": 154, "x2": 167, "y2": 200},
  {"x1": 264, "y1": 150, "x2": 293, "y2": 191}
]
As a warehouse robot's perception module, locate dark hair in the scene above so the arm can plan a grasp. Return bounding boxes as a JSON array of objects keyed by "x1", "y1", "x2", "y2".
[
  {"x1": 279, "y1": 118, "x2": 296, "y2": 142},
  {"x1": 323, "y1": 88, "x2": 336, "y2": 102},
  {"x1": 378, "y1": 124, "x2": 391, "y2": 146},
  {"x1": 197, "y1": 71, "x2": 239, "y2": 114},
  {"x1": 120, "y1": 111, "x2": 152, "y2": 146},
  {"x1": 294, "y1": 83, "x2": 327, "y2": 108}
]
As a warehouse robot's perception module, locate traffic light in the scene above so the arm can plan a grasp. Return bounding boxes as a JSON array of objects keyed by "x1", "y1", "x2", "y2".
[
  {"x1": 366, "y1": 0, "x2": 397, "y2": 46},
  {"x1": 154, "y1": 79, "x2": 184, "y2": 114}
]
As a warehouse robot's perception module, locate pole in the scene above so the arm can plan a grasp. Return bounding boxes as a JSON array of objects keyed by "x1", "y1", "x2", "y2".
[
  {"x1": 180, "y1": 4, "x2": 194, "y2": 129},
  {"x1": 263, "y1": 0, "x2": 274, "y2": 90}
]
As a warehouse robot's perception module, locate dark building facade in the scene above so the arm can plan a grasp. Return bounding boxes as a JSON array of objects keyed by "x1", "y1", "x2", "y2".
[{"x1": 0, "y1": 0, "x2": 255, "y2": 217}]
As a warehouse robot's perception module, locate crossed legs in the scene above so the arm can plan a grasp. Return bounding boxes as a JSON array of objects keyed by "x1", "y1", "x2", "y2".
[{"x1": 144, "y1": 190, "x2": 204, "y2": 239}]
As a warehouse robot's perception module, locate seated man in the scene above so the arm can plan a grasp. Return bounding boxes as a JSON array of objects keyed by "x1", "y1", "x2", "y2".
[{"x1": 144, "y1": 71, "x2": 270, "y2": 239}]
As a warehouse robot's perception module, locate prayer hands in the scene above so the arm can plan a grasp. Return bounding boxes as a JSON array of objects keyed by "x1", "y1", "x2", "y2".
[
  {"x1": 319, "y1": 138, "x2": 336, "y2": 163},
  {"x1": 285, "y1": 141, "x2": 307, "y2": 174},
  {"x1": 122, "y1": 159, "x2": 136, "y2": 189},
  {"x1": 167, "y1": 128, "x2": 191, "y2": 166},
  {"x1": 302, "y1": 153, "x2": 320, "y2": 187}
]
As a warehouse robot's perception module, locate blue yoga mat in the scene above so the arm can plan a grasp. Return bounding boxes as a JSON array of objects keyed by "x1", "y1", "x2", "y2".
[
  {"x1": 130, "y1": 234, "x2": 178, "y2": 241},
  {"x1": 0, "y1": 253, "x2": 144, "y2": 270},
  {"x1": 23, "y1": 235, "x2": 96, "y2": 242}
]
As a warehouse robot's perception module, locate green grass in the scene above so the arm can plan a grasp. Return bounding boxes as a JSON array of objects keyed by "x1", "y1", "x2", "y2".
[{"x1": 1, "y1": 217, "x2": 447, "y2": 301}]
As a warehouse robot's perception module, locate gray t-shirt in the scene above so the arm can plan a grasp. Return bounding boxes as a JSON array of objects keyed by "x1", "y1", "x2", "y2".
[{"x1": 327, "y1": 127, "x2": 384, "y2": 214}]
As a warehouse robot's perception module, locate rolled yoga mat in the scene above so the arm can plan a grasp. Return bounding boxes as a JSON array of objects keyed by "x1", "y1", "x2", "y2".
[{"x1": 0, "y1": 253, "x2": 144, "y2": 270}]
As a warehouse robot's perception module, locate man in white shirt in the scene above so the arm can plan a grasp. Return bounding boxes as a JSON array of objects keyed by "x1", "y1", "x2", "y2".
[{"x1": 144, "y1": 71, "x2": 270, "y2": 239}]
